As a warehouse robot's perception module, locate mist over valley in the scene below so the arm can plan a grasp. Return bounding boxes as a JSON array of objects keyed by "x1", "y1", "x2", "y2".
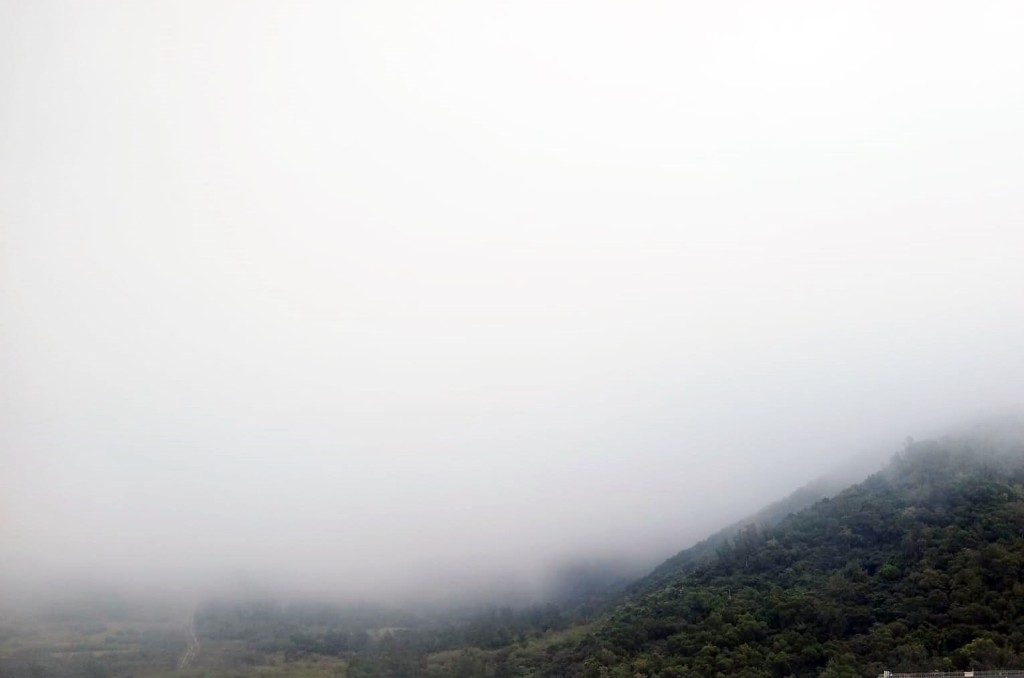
[{"x1": 2, "y1": 1, "x2": 1024, "y2": 676}]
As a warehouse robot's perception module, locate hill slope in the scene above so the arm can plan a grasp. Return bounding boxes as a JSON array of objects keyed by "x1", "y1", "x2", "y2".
[
  {"x1": 544, "y1": 430, "x2": 1024, "y2": 678},
  {"x1": 632, "y1": 476, "x2": 849, "y2": 598}
]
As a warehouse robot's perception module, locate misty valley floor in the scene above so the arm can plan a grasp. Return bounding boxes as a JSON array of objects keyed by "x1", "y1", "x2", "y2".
[
  {"x1": 6, "y1": 427, "x2": 1024, "y2": 678},
  {"x1": 0, "y1": 604, "x2": 595, "y2": 677},
  {"x1": 0, "y1": 611, "x2": 349, "y2": 677}
]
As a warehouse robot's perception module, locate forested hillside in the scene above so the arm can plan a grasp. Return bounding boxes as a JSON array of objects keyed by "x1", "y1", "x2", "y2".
[
  {"x1": 543, "y1": 431, "x2": 1024, "y2": 677},
  {"x1": 632, "y1": 477, "x2": 845, "y2": 597}
]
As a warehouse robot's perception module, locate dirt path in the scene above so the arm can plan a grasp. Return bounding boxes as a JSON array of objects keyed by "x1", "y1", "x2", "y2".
[{"x1": 177, "y1": 613, "x2": 199, "y2": 670}]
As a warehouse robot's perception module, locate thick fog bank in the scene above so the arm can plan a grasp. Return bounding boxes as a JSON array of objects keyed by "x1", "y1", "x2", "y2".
[{"x1": 3, "y1": 1, "x2": 1023, "y2": 607}]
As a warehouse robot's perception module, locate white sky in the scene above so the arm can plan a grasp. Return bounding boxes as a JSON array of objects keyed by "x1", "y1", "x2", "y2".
[{"x1": 2, "y1": 0, "x2": 1023, "y2": 601}]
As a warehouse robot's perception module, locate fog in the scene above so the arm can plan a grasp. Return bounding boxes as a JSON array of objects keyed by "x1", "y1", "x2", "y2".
[{"x1": 2, "y1": 1, "x2": 1023, "y2": 605}]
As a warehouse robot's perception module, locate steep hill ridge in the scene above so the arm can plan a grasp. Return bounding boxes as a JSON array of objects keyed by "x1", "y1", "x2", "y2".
[{"x1": 544, "y1": 427, "x2": 1024, "y2": 677}]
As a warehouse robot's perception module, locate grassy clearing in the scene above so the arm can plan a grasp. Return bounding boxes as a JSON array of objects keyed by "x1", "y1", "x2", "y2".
[
  {"x1": 176, "y1": 651, "x2": 349, "y2": 678},
  {"x1": 0, "y1": 616, "x2": 185, "y2": 677},
  {"x1": 0, "y1": 616, "x2": 353, "y2": 678}
]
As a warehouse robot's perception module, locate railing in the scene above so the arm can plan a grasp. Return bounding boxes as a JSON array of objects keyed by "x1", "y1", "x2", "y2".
[{"x1": 878, "y1": 672, "x2": 1024, "y2": 678}]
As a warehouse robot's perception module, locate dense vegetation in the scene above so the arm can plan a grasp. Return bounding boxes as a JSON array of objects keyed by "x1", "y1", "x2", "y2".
[
  {"x1": 632, "y1": 477, "x2": 843, "y2": 597},
  {"x1": 542, "y1": 433, "x2": 1024, "y2": 677}
]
